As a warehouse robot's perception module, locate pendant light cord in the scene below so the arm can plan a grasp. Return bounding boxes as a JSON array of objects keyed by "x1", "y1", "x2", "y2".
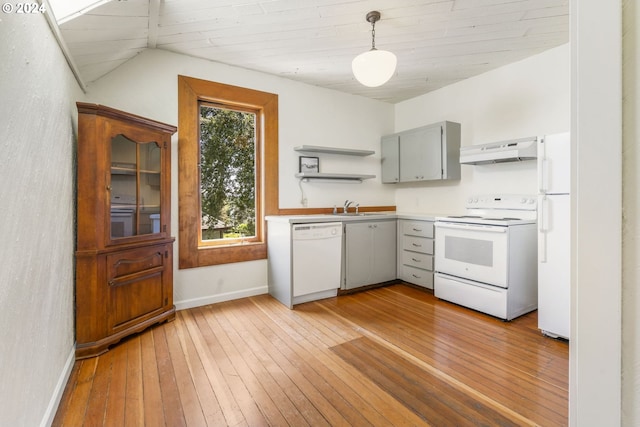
[{"x1": 371, "y1": 21, "x2": 376, "y2": 49}]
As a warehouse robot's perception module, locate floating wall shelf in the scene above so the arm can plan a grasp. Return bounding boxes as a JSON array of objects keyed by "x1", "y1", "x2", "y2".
[
  {"x1": 294, "y1": 145, "x2": 375, "y2": 156},
  {"x1": 295, "y1": 172, "x2": 376, "y2": 182}
]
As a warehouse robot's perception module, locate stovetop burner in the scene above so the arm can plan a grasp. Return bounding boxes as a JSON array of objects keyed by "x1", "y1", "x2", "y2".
[{"x1": 438, "y1": 194, "x2": 537, "y2": 226}]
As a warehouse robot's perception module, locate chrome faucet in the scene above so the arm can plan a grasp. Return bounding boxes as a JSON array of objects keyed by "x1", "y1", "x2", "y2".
[{"x1": 343, "y1": 200, "x2": 354, "y2": 213}]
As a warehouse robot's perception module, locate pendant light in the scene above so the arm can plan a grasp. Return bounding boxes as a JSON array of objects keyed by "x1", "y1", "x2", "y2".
[{"x1": 352, "y1": 11, "x2": 397, "y2": 87}]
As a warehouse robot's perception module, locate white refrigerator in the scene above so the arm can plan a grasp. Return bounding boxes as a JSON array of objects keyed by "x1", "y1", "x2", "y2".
[{"x1": 537, "y1": 132, "x2": 570, "y2": 339}]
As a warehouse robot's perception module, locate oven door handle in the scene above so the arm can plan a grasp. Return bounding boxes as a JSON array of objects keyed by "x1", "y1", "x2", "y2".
[{"x1": 435, "y1": 222, "x2": 507, "y2": 233}]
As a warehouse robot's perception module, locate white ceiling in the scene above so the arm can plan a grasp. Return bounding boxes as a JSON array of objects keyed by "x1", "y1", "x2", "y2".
[{"x1": 52, "y1": 0, "x2": 569, "y2": 103}]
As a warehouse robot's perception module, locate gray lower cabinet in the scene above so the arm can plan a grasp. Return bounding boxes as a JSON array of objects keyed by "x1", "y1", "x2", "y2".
[
  {"x1": 344, "y1": 220, "x2": 397, "y2": 289},
  {"x1": 381, "y1": 121, "x2": 461, "y2": 183},
  {"x1": 397, "y1": 219, "x2": 434, "y2": 289}
]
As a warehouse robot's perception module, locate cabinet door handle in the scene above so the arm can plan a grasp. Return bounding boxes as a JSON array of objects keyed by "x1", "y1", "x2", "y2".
[
  {"x1": 412, "y1": 228, "x2": 422, "y2": 232},
  {"x1": 412, "y1": 243, "x2": 422, "y2": 247},
  {"x1": 412, "y1": 258, "x2": 421, "y2": 262}
]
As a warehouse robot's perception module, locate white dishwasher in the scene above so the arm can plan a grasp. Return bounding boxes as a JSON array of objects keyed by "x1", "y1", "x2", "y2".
[{"x1": 292, "y1": 222, "x2": 343, "y2": 305}]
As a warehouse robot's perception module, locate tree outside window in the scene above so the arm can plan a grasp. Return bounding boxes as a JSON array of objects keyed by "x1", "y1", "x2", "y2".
[{"x1": 199, "y1": 104, "x2": 256, "y2": 242}]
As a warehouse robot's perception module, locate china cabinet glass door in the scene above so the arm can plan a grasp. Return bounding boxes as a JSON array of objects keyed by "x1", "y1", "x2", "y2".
[{"x1": 110, "y1": 134, "x2": 161, "y2": 239}]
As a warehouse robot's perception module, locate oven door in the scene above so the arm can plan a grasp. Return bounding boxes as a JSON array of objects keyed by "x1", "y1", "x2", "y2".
[{"x1": 434, "y1": 221, "x2": 509, "y2": 287}]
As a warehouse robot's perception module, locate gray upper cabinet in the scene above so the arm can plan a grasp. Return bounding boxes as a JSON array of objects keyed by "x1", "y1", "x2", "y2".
[
  {"x1": 381, "y1": 121, "x2": 461, "y2": 183},
  {"x1": 381, "y1": 135, "x2": 400, "y2": 183},
  {"x1": 400, "y1": 125, "x2": 443, "y2": 181}
]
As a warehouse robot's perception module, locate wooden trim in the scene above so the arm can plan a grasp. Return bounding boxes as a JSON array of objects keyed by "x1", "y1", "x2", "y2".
[
  {"x1": 177, "y1": 75, "x2": 278, "y2": 269},
  {"x1": 177, "y1": 77, "x2": 200, "y2": 269},
  {"x1": 263, "y1": 95, "x2": 279, "y2": 217},
  {"x1": 77, "y1": 102, "x2": 177, "y2": 134}
]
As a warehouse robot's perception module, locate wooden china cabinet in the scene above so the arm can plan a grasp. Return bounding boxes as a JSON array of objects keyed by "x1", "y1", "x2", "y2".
[{"x1": 75, "y1": 103, "x2": 176, "y2": 359}]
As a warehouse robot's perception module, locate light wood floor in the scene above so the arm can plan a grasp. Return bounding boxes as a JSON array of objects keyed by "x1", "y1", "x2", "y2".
[{"x1": 53, "y1": 284, "x2": 568, "y2": 426}]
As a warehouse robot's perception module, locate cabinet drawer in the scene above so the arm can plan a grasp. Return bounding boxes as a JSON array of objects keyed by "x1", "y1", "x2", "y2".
[
  {"x1": 402, "y1": 220, "x2": 434, "y2": 238},
  {"x1": 401, "y1": 251, "x2": 433, "y2": 270},
  {"x1": 402, "y1": 236, "x2": 433, "y2": 255},
  {"x1": 107, "y1": 245, "x2": 166, "y2": 282},
  {"x1": 401, "y1": 265, "x2": 434, "y2": 289}
]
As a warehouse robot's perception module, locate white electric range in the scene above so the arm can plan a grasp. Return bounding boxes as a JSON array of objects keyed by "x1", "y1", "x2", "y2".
[{"x1": 433, "y1": 194, "x2": 538, "y2": 320}]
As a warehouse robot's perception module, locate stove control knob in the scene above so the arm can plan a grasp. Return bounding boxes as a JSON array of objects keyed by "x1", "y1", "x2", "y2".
[
  {"x1": 521, "y1": 198, "x2": 527, "y2": 203},
  {"x1": 528, "y1": 198, "x2": 535, "y2": 204}
]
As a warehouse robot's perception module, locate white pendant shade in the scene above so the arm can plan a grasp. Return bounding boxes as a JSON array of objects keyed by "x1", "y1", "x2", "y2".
[{"x1": 351, "y1": 48, "x2": 397, "y2": 87}]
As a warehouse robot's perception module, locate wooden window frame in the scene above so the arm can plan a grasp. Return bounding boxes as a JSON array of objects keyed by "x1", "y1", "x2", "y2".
[{"x1": 178, "y1": 76, "x2": 279, "y2": 268}]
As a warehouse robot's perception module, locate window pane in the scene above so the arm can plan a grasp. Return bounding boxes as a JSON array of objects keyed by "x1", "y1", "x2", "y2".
[
  {"x1": 199, "y1": 104, "x2": 256, "y2": 241},
  {"x1": 110, "y1": 134, "x2": 138, "y2": 238}
]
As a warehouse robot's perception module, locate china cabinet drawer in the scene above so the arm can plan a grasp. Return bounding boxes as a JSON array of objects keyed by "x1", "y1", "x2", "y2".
[
  {"x1": 107, "y1": 245, "x2": 166, "y2": 283},
  {"x1": 402, "y1": 236, "x2": 433, "y2": 255},
  {"x1": 401, "y1": 251, "x2": 433, "y2": 270},
  {"x1": 402, "y1": 220, "x2": 434, "y2": 238},
  {"x1": 401, "y1": 265, "x2": 434, "y2": 289}
]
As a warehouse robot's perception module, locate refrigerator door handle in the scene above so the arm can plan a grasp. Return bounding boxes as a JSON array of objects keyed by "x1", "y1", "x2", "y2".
[
  {"x1": 538, "y1": 196, "x2": 549, "y2": 263},
  {"x1": 538, "y1": 158, "x2": 549, "y2": 193},
  {"x1": 539, "y1": 196, "x2": 549, "y2": 232}
]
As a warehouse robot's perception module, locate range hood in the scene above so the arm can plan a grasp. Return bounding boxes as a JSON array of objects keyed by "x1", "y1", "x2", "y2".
[{"x1": 460, "y1": 137, "x2": 538, "y2": 165}]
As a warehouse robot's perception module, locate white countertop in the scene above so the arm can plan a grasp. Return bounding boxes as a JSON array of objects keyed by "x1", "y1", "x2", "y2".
[{"x1": 265, "y1": 211, "x2": 443, "y2": 224}]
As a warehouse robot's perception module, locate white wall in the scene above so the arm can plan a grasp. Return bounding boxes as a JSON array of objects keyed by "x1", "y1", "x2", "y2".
[
  {"x1": 622, "y1": 0, "x2": 639, "y2": 424},
  {"x1": 571, "y1": 1, "x2": 623, "y2": 425},
  {"x1": 85, "y1": 49, "x2": 394, "y2": 307},
  {"x1": 393, "y1": 44, "x2": 570, "y2": 214},
  {"x1": 0, "y1": 12, "x2": 81, "y2": 427}
]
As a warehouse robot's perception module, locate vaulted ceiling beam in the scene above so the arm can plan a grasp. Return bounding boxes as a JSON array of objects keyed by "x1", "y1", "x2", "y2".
[
  {"x1": 40, "y1": 0, "x2": 87, "y2": 91},
  {"x1": 148, "y1": 0, "x2": 160, "y2": 48},
  {"x1": 56, "y1": 0, "x2": 114, "y2": 25}
]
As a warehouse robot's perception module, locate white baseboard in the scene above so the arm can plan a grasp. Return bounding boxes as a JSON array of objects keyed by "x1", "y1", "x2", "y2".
[
  {"x1": 40, "y1": 344, "x2": 75, "y2": 427},
  {"x1": 175, "y1": 286, "x2": 268, "y2": 311}
]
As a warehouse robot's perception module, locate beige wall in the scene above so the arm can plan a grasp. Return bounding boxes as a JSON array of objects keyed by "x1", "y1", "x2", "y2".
[{"x1": 0, "y1": 12, "x2": 82, "y2": 426}]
